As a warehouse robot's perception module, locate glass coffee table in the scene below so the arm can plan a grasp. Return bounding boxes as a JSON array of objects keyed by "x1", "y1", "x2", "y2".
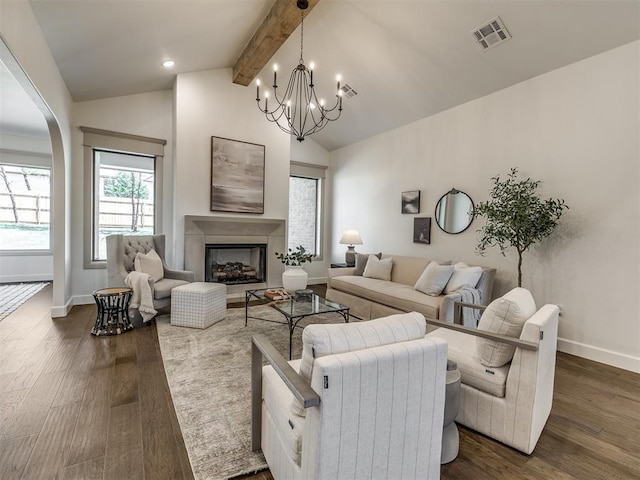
[{"x1": 245, "y1": 288, "x2": 350, "y2": 359}]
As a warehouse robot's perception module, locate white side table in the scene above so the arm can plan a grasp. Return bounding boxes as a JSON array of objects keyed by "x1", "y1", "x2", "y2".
[{"x1": 442, "y1": 360, "x2": 461, "y2": 464}]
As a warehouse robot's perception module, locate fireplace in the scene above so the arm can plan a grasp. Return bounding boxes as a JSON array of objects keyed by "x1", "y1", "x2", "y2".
[
  {"x1": 205, "y1": 244, "x2": 266, "y2": 285},
  {"x1": 184, "y1": 215, "x2": 286, "y2": 296}
]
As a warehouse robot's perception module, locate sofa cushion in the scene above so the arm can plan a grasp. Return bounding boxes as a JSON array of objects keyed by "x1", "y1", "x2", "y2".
[
  {"x1": 444, "y1": 262, "x2": 483, "y2": 294},
  {"x1": 353, "y1": 252, "x2": 382, "y2": 276},
  {"x1": 477, "y1": 288, "x2": 537, "y2": 367},
  {"x1": 414, "y1": 262, "x2": 454, "y2": 296},
  {"x1": 387, "y1": 255, "x2": 432, "y2": 286},
  {"x1": 362, "y1": 255, "x2": 393, "y2": 281},
  {"x1": 330, "y1": 276, "x2": 441, "y2": 320},
  {"x1": 263, "y1": 360, "x2": 305, "y2": 465},
  {"x1": 292, "y1": 312, "x2": 427, "y2": 417},
  {"x1": 153, "y1": 278, "x2": 190, "y2": 300},
  {"x1": 426, "y1": 328, "x2": 509, "y2": 397},
  {"x1": 134, "y1": 249, "x2": 164, "y2": 282}
]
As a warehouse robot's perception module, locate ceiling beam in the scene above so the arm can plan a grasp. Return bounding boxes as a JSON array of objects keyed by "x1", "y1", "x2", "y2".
[{"x1": 232, "y1": 0, "x2": 320, "y2": 86}]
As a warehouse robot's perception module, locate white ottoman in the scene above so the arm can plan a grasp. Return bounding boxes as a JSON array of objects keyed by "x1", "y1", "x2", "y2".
[{"x1": 171, "y1": 282, "x2": 226, "y2": 329}]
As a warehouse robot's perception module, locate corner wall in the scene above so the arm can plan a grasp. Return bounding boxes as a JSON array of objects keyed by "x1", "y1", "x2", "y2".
[
  {"x1": 331, "y1": 41, "x2": 640, "y2": 372},
  {"x1": 0, "y1": 1, "x2": 74, "y2": 315}
]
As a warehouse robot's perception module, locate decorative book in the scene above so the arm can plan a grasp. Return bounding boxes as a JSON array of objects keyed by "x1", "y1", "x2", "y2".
[{"x1": 264, "y1": 289, "x2": 291, "y2": 301}]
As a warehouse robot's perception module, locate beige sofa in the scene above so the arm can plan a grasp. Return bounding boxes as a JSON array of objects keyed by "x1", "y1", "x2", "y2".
[{"x1": 326, "y1": 254, "x2": 496, "y2": 322}]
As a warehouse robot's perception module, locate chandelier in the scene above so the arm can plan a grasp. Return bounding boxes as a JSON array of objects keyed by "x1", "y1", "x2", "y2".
[{"x1": 255, "y1": 0, "x2": 343, "y2": 142}]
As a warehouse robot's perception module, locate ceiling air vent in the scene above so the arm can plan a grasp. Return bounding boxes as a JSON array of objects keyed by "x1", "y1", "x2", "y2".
[
  {"x1": 471, "y1": 16, "x2": 511, "y2": 51},
  {"x1": 340, "y1": 83, "x2": 358, "y2": 99}
]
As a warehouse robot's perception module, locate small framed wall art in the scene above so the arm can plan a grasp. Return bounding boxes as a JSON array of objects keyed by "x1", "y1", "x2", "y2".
[
  {"x1": 211, "y1": 136, "x2": 265, "y2": 214},
  {"x1": 401, "y1": 190, "x2": 420, "y2": 214},
  {"x1": 413, "y1": 217, "x2": 432, "y2": 244}
]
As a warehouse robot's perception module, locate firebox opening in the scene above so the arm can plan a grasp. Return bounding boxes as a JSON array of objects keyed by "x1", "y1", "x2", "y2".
[{"x1": 205, "y1": 243, "x2": 267, "y2": 285}]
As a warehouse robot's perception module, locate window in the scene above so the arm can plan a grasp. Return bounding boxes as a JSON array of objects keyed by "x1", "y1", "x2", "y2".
[
  {"x1": 287, "y1": 162, "x2": 326, "y2": 258},
  {"x1": 0, "y1": 163, "x2": 51, "y2": 251},
  {"x1": 81, "y1": 127, "x2": 165, "y2": 268},
  {"x1": 92, "y1": 150, "x2": 155, "y2": 261}
]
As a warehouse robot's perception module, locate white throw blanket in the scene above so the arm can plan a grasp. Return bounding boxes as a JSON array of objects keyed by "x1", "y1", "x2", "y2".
[
  {"x1": 125, "y1": 271, "x2": 157, "y2": 323},
  {"x1": 459, "y1": 286, "x2": 482, "y2": 327}
]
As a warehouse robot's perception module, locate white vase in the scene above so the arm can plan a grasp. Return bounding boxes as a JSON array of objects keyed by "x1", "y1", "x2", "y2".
[{"x1": 282, "y1": 266, "x2": 308, "y2": 293}]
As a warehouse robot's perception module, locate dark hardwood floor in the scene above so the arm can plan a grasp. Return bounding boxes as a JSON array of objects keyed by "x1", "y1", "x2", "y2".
[{"x1": 0, "y1": 284, "x2": 638, "y2": 479}]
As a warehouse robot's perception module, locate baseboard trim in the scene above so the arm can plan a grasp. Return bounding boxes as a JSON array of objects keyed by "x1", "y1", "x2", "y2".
[
  {"x1": 73, "y1": 294, "x2": 95, "y2": 306},
  {"x1": 0, "y1": 274, "x2": 53, "y2": 283},
  {"x1": 557, "y1": 337, "x2": 640, "y2": 374},
  {"x1": 51, "y1": 298, "x2": 73, "y2": 318}
]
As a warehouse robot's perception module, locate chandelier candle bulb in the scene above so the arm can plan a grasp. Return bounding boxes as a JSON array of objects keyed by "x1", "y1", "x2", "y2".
[
  {"x1": 273, "y1": 64, "x2": 278, "y2": 87},
  {"x1": 310, "y1": 62, "x2": 314, "y2": 86},
  {"x1": 256, "y1": 79, "x2": 260, "y2": 101}
]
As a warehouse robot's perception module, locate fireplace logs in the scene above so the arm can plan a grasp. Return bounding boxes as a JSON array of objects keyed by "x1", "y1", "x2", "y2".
[{"x1": 212, "y1": 262, "x2": 259, "y2": 284}]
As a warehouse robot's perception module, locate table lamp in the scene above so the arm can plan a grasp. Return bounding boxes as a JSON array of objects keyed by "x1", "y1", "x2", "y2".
[{"x1": 339, "y1": 229, "x2": 363, "y2": 266}]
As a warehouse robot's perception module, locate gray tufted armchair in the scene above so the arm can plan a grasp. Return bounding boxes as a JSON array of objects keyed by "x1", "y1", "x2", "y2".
[{"x1": 106, "y1": 234, "x2": 194, "y2": 320}]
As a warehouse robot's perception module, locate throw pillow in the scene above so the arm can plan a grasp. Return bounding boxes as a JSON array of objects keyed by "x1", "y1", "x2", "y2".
[
  {"x1": 414, "y1": 262, "x2": 454, "y2": 296},
  {"x1": 476, "y1": 287, "x2": 537, "y2": 367},
  {"x1": 353, "y1": 252, "x2": 382, "y2": 276},
  {"x1": 362, "y1": 255, "x2": 393, "y2": 281},
  {"x1": 290, "y1": 312, "x2": 427, "y2": 416},
  {"x1": 444, "y1": 262, "x2": 483, "y2": 294},
  {"x1": 134, "y1": 249, "x2": 164, "y2": 282}
]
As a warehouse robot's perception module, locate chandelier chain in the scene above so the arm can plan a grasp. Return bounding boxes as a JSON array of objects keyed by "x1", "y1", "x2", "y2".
[{"x1": 299, "y1": 12, "x2": 304, "y2": 64}]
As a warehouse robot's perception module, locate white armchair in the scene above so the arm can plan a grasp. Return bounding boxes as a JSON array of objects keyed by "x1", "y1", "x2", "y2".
[
  {"x1": 106, "y1": 234, "x2": 194, "y2": 320},
  {"x1": 427, "y1": 287, "x2": 559, "y2": 454},
  {"x1": 251, "y1": 312, "x2": 448, "y2": 480}
]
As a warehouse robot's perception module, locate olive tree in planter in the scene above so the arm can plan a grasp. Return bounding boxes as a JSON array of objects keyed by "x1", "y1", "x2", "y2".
[{"x1": 473, "y1": 168, "x2": 568, "y2": 287}]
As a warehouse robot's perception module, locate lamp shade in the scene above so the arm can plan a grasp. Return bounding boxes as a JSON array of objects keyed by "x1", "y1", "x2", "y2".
[{"x1": 339, "y1": 229, "x2": 363, "y2": 246}]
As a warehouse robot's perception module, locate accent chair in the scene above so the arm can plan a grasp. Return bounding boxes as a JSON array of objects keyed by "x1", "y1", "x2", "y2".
[
  {"x1": 251, "y1": 312, "x2": 448, "y2": 480},
  {"x1": 426, "y1": 287, "x2": 560, "y2": 454},
  {"x1": 106, "y1": 234, "x2": 194, "y2": 320}
]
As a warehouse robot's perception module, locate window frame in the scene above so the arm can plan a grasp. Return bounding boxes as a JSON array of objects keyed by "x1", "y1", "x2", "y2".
[
  {"x1": 0, "y1": 156, "x2": 53, "y2": 255},
  {"x1": 81, "y1": 127, "x2": 165, "y2": 269},
  {"x1": 288, "y1": 161, "x2": 327, "y2": 262}
]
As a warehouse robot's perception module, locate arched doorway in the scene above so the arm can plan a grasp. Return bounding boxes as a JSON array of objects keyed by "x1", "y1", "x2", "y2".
[{"x1": 0, "y1": 36, "x2": 68, "y2": 315}]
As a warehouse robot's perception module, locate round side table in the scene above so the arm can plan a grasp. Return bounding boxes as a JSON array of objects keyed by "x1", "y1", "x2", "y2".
[
  {"x1": 91, "y1": 287, "x2": 134, "y2": 336},
  {"x1": 442, "y1": 360, "x2": 461, "y2": 464}
]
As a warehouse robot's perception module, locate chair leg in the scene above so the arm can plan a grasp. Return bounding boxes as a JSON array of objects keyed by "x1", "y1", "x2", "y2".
[{"x1": 251, "y1": 340, "x2": 263, "y2": 452}]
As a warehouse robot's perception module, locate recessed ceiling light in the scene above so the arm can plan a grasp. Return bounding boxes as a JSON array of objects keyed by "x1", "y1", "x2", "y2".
[{"x1": 162, "y1": 60, "x2": 175, "y2": 68}]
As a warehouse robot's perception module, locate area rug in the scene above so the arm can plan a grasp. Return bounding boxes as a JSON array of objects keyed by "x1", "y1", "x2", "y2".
[
  {"x1": 156, "y1": 305, "x2": 345, "y2": 480},
  {"x1": 0, "y1": 282, "x2": 49, "y2": 322}
]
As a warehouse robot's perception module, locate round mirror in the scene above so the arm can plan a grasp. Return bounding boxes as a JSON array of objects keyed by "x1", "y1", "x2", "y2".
[{"x1": 435, "y1": 188, "x2": 474, "y2": 234}]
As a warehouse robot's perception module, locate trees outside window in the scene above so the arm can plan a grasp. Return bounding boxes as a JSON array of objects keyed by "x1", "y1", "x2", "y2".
[{"x1": 92, "y1": 150, "x2": 155, "y2": 261}]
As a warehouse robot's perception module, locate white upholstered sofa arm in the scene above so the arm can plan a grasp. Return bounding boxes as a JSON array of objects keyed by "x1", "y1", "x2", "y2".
[
  {"x1": 251, "y1": 335, "x2": 320, "y2": 452},
  {"x1": 326, "y1": 267, "x2": 355, "y2": 289}
]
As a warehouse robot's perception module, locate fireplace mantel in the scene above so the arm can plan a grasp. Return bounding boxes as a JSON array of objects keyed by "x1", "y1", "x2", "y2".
[{"x1": 184, "y1": 215, "x2": 286, "y2": 294}]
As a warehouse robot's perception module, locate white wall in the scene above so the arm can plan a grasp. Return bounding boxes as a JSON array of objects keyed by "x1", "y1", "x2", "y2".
[
  {"x1": 331, "y1": 41, "x2": 640, "y2": 372},
  {"x1": 70, "y1": 90, "x2": 174, "y2": 302},
  {"x1": 0, "y1": 1, "x2": 74, "y2": 315},
  {"x1": 173, "y1": 68, "x2": 292, "y2": 269}
]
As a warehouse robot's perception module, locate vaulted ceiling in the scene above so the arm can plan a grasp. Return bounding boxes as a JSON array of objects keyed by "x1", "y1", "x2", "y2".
[{"x1": 4, "y1": 1, "x2": 639, "y2": 151}]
